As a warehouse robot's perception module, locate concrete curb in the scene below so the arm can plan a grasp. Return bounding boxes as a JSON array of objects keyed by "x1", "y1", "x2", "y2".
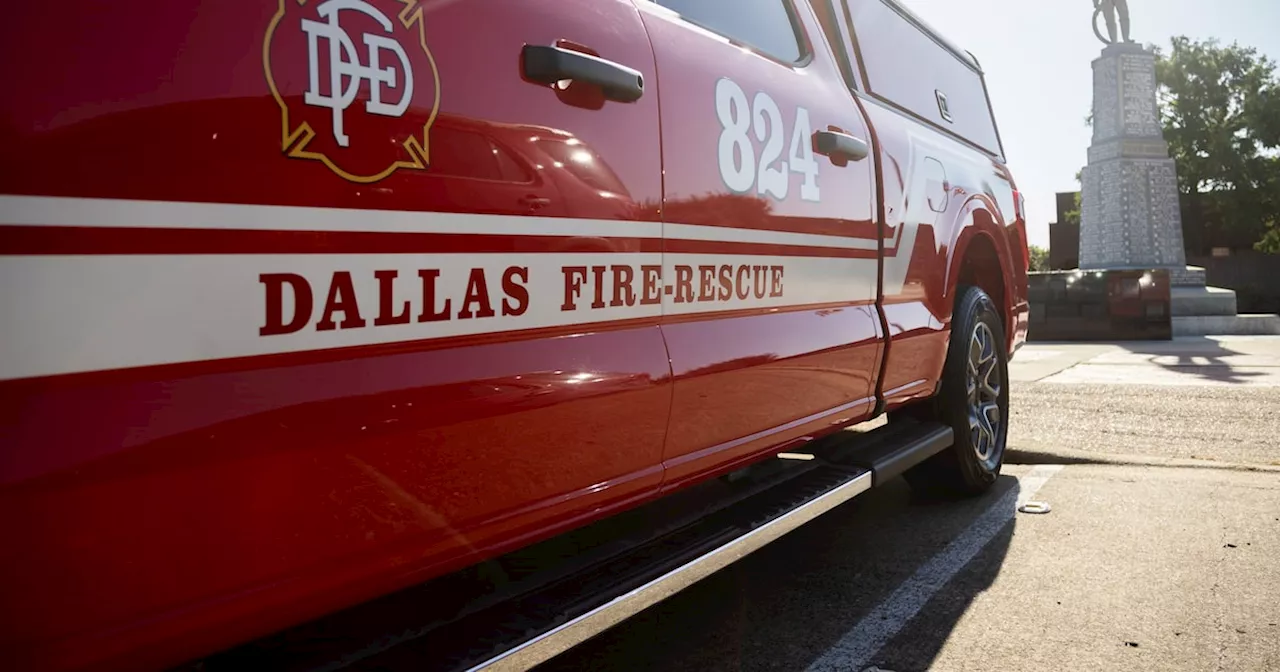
[
  {"x1": 1007, "y1": 446, "x2": 1280, "y2": 473},
  {"x1": 1172, "y1": 314, "x2": 1280, "y2": 336}
]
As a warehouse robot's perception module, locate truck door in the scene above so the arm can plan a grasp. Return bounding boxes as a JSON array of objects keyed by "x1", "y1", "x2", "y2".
[
  {"x1": 819, "y1": 0, "x2": 1019, "y2": 410},
  {"x1": 635, "y1": 0, "x2": 884, "y2": 489},
  {"x1": 0, "y1": 0, "x2": 671, "y2": 666}
]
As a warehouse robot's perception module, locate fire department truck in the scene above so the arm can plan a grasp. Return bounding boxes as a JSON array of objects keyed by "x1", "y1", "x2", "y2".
[{"x1": 0, "y1": 0, "x2": 1029, "y2": 669}]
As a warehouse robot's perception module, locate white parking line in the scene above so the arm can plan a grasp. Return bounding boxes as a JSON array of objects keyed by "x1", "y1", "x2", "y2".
[{"x1": 805, "y1": 465, "x2": 1064, "y2": 672}]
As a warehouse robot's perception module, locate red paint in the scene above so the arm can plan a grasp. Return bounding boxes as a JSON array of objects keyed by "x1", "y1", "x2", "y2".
[
  {"x1": 0, "y1": 227, "x2": 663, "y2": 255},
  {"x1": 660, "y1": 304, "x2": 883, "y2": 489},
  {"x1": 0, "y1": 0, "x2": 1026, "y2": 669},
  {"x1": 664, "y1": 237, "x2": 878, "y2": 258}
]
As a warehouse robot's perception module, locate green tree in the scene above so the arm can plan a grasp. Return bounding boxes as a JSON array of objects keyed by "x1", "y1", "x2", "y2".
[
  {"x1": 1028, "y1": 244, "x2": 1050, "y2": 272},
  {"x1": 1258, "y1": 208, "x2": 1280, "y2": 253},
  {"x1": 1153, "y1": 37, "x2": 1280, "y2": 253},
  {"x1": 1061, "y1": 192, "x2": 1081, "y2": 227}
]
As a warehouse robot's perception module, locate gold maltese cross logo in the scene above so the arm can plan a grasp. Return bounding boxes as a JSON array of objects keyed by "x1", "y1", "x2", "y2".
[{"x1": 265, "y1": 0, "x2": 440, "y2": 183}]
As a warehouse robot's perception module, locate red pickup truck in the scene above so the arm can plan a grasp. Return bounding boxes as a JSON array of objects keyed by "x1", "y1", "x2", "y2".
[{"x1": 0, "y1": 0, "x2": 1029, "y2": 669}]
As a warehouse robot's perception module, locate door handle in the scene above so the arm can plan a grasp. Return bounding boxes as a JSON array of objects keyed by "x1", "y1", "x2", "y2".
[
  {"x1": 519, "y1": 195, "x2": 552, "y2": 210},
  {"x1": 522, "y1": 45, "x2": 644, "y2": 103},
  {"x1": 813, "y1": 130, "x2": 870, "y2": 162}
]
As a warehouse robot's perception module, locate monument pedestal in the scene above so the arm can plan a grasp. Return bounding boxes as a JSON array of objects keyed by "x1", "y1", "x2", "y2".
[
  {"x1": 1077, "y1": 43, "x2": 1277, "y2": 335},
  {"x1": 1079, "y1": 44, "x2": 1196, "y2": 284},
  {"x1": 1171, "y1": 285, "x2": 1236, "y2": 316}
]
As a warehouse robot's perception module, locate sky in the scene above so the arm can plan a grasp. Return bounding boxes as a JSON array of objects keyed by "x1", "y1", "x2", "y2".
[{"x1": 895, "y1": 0, "x2": 1280, "y2": 249}]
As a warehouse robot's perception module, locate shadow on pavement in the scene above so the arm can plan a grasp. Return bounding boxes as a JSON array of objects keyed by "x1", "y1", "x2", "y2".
[
  {"x1": 536, "y1": 474, "x2": 1025, "y2": 672},
  {"x1": 1008, "y1": 448, "x2": 1280, "y2": 472},
  {"x1": 1118, "y1": 338, "x2": 1266, "y2": 385}
]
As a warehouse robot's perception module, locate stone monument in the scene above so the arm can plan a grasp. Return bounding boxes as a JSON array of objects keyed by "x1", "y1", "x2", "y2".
[
  {"x1": 1075, "y1": 3, "x2": 1280, "y2": 333},
  {"x1": 1079, "y1": 2, "x2": 1204, "y2": 287},
  {"x1": 1078, "y1": 41, "x2": 1206, "y2": 286}
]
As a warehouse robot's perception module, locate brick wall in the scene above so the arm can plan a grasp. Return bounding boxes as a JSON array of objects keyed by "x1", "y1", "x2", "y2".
[{"x1": 1187, "y1": 251, "x2": 1280, "y2": 314}]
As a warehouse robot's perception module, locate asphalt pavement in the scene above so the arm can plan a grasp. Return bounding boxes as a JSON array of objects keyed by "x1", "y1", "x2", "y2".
[{"x1": 536, "y1": 337, "x2": 1280, "y2": 672}]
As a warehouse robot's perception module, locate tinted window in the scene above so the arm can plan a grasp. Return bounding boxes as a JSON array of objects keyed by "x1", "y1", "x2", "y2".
[
  {"x1": 657, "y1": 0, "x2": 804, "y2": 63},
  {"x1": 492, "y1": 144, "x2": 532, "y2": 183},
  {"x1": 429, "y1": 126, "x2": 530, "y2": 183},
  {"x1": 847, "y1": 0, "x2": 1002, "y2": 156},
  {"x1": 537, "y1": 138, "x2": 627, "y2": 194}
]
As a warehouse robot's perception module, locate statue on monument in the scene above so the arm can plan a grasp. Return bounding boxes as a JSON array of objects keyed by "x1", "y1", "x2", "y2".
[{"x1": 1092, "y1": 0, "x2": 1132, "y2": 45}]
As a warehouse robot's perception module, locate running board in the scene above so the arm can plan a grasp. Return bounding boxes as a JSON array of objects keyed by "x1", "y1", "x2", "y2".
[
  {"x1": 190, "y1": 419, "x2": 951, "y2": 672},
  {"x1": 474, "y1": 468, "x2": 873, "y2": 671},
  {"x1": 818, "y1": 417, "x2": 954, "y2": 486}
]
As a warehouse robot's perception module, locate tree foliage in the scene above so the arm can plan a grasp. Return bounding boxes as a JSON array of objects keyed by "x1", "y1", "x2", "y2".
[
  {"x1": 1153, "y1": 37, "x2": 1280, "y2": 253},
  {"x1": 1027, "y1": 244, "x2": 1050, "y2": 272},
  {"x1": 1061, "y1": 192, "x2": 1081, "y2": 227}
]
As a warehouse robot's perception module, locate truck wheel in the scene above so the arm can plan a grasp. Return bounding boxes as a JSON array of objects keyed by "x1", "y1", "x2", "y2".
[{"x1": 903, "y1": 285, "x2": 1009, "y2": 497}]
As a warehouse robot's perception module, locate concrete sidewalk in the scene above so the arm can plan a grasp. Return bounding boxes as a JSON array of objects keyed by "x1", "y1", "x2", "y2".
[
  {"x1": 1008, "y1": 336, "x2": 1280, "y2": 467},
  {"x1": 1011, "y1": 336, "x2": 1280, "y2": 387}
]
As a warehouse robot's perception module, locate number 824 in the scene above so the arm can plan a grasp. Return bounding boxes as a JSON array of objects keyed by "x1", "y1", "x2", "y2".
[{"x1": 714, "y1": 78, "x2": 820, "y2": 203}]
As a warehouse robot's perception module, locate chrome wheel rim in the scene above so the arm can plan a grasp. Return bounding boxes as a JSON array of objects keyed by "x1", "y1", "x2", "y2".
[{"x1": 967, "y1": 322, "x2": 1002, "y2": 466}]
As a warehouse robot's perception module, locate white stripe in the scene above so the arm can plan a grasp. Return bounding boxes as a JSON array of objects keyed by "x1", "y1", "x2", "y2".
[
  {"x1": 0, "y1": 195, "x2": 881, "y2": 250},
  {"x1": 664, "y1": 223, "x2": 879, "y2": 250},
  {"x1": 805, "y1": 464, "x2": 1064, "y2": 672},
  {"x1": 662, "y1": 254, "x2": 877, "y2": 316},
  {"x1": 0, "y1": 252, "x2": 878, "y2": 380}
]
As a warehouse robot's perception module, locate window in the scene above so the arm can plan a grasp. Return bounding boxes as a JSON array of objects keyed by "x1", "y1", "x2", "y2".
[
  {"x1": 846, "y1": 0, "x2": 1003, "y2": 156},
  {"x1": 537, "y1": 138, "x2": 627, "y2": 195},
  {"x1": 812, "y1": 0, "x2": 858, "y2": 89},
  {"x1": 656, "y1": 0, "x2": 804, "y2": 63},
  {"x1": 428, "y1": 125, "x2": 530, "y2": 183}
]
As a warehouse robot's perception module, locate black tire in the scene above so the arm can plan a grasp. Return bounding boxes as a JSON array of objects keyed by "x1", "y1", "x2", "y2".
[{"x1": 902, "y1": 285, "x2": 1009, "y2": 497}]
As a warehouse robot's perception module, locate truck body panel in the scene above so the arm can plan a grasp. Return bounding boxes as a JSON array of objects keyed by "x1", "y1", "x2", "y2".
[{"x1": 0, "y1": 0, "x2": 1028, "y2": 668}]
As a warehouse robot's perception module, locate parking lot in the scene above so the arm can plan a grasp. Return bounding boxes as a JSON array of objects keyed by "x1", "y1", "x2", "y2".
[{"x1": 536, "y1": 337, "x2": 1280, "y2": 672}]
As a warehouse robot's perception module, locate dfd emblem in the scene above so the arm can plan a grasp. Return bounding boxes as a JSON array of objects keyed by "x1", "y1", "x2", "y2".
[{"x1": 265, "y1": 0, "x2": 440, "y2": 183}]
